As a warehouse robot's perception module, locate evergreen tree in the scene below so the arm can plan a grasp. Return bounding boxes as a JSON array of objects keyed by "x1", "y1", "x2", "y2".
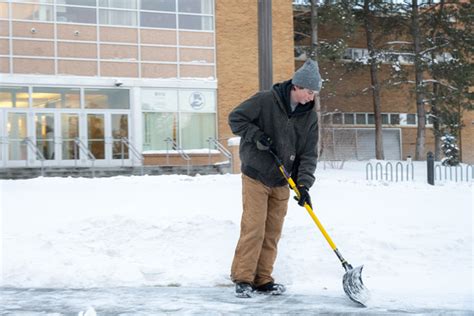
[{"x1": 441, "y1": 133, "x2": 460, "y2": 166}]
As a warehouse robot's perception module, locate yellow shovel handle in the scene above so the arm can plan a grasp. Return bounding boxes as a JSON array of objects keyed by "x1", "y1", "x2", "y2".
[{"x1": 280, "y1": 165, "x2": 338, "y2": 251}]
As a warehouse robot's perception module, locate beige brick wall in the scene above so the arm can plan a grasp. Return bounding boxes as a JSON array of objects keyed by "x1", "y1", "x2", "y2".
[{"x1": 216, "y1": 0, "x2": 295, "y2": 141}]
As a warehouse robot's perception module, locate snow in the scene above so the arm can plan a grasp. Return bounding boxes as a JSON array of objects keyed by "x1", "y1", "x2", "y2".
[
  {"x1": 1, "y1": 161, "x2": 473, "y2": 314},
  {"x1": 227, "y1": 137, "x2": 241, "y2": 146},
  {"x1": 142, "y1": 149, "x2": 220, "y2": 154}
]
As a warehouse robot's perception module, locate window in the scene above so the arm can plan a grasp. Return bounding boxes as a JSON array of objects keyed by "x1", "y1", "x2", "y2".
[
  {"x1": 32, "y1": 87, "x2": 80, "y2": 109},
  {"x1": 99, "y1": 9, "x2": 137, "y2": 26},
  {"x1": 142, "y1": 88, "x2": 216, "y2": 150},
  {"x1": 99, "y1": 0, "x2": 137, "y2": 9},
  {"x1": 356, "y1": 113, "x2": 366, "y2": 125},
  {"x1": 12, "y1": 3, "x2": 53, "y2": 21},
  {"x1": 390, "y1": 114, "x2": 400, "y2": 125},
  {"x1": 141, "y1": 0, "x2": 175, "y2": 12},
  {"x1": 178, "y1": 0, "x2": 212, "y2": 14},
  {"x1": 382, "y1": 114, "x2": 389, "y2": 125},
  {"x1": 85, "y1": 89, "x2": 130, "y2": 109},
  {"x1": 143, "y1": 112, "x2": 177, "y2": 151},
  {"x1": 178, "y1": 15, "x2": 213, "y2": 31},
  {"x1": 407, "y1": 114, "x2": 417, "y2": 125},
  {"x1": 0, "y1": 87, "x2": 29, "y2": 108},
  {"x1": 56, "y1": 6, "x2": 97, "y2": 24},
  {"x1": 180, "y1": 113, "x2": 215, "y2": 149},
  {"x1": 57, "y1": 0, "x2": 96, "y2": 6},
  {"x1": 141, "y1": 11, "x2": 176, "y2": 28},
  {"x1": 344, "y1": 113, "x2": 354, "y2": 125},
  {"x1": 367, "y1": 114, "x2": 375, "y2": 124},
  {"x1": 322, "y1": 114, "x2": 331, "y2": 124},
  {"x1": 332, "y1": 113, "x2": 342, "y2": 125}
]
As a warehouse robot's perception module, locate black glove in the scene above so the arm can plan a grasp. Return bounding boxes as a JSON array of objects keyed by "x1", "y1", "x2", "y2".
[
  {"x1": 294, "y1": 185, "x2": 311, "y2": 207},
  {"x1": 256, "y1": 134, "x2": 272, "y2": 151}
]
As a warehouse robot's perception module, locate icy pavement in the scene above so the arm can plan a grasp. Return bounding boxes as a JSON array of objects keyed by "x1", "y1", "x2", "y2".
[{"x1": 1, "y1": 286, "x2": 472, "y2": 316}]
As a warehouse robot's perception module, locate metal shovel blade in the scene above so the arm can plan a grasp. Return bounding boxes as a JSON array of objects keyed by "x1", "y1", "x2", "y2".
[{"x1": 342, "y1": 265, "x2": 370, "y2": 307}]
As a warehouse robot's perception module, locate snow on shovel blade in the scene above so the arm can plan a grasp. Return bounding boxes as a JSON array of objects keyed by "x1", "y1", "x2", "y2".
[{"x1": 342, "y1": 265, "x2": 370, "y2": 307}]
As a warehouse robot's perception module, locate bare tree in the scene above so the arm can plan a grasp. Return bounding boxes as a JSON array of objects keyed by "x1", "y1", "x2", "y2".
[
  {"x1": 363, "y1": 0, "x2": 384, "y2": 160},
  {"x1": 410, "y1": 0, "x2": 427, "y2": 160}
]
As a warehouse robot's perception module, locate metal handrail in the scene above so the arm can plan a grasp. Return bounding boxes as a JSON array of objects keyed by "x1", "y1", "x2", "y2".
[
  {"x1": 164, "y1": 137, "x2": 191, "y2": 175},
  {"x1": 22, "y1": 137, "x2": 45, "y2": 176},
  {"x1": 74, "y1": 137, "x2": 96, "y2": 177},
  {"x1": 120, "y1": 137, "x2": 144, "y2": 175},
  {"x1": 207, "y1": 137, "x2": 233, "y2": 171}
]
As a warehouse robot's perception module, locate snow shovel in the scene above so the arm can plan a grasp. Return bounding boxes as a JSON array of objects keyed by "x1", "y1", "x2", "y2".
[{"x1": 269, "y1": 150, "x2": 370, "y2": 307}]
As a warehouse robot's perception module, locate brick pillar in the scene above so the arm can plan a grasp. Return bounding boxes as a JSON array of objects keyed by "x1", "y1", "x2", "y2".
[{"x1": 228, "y1": 137, "x2": 241, "y2": 174}]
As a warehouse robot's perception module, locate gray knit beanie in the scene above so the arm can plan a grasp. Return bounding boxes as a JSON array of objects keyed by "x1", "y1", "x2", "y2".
[{"x1": 292, "y1": 59, "x2": 322, "y2": 92}]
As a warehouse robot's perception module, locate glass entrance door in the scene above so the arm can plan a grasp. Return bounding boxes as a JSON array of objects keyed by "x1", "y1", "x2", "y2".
[
  {"x1": 111, "y1": 113, "x2": 129, "y2": 160},
  {"x1": 61, "y1": 113, "x2": 79, "y2": 161},
  {"x1": 0, "y1": 111, "x2": 3, "y2": 167},
  {"x1": 7, "y1": 112, "x2": 28, "y2": 163},
  {"x1": 87, "y1": 113, "x2": 105, "y2": 160},
  {"x1": 35, "y1": 113, "x2": 56, "y2": 161}
]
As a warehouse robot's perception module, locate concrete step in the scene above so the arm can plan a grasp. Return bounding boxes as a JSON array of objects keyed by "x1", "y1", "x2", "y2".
[{"x1": 0, "y1": 164, "x2": 231, "y2": 180}]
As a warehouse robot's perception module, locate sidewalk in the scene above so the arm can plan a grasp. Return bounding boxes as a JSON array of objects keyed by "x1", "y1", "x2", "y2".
[{"x1": 2, "y1": 286, "x2": 472, "y2": 315}]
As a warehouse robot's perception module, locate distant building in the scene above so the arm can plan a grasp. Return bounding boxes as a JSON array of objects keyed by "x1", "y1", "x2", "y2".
[{"x1": 294, "y1": 3, "x2": 473, "y2": 164}]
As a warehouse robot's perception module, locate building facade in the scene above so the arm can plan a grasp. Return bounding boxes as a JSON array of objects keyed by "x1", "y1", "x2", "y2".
[
  {"x1": 0, "y1": 0, "x2": 295, "y2": 170},
  {"x1": 294, "y1": 4, "x2": 473, "y2": 164}
]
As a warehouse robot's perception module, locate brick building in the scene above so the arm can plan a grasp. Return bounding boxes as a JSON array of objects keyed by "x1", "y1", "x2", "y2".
[
  {"x1": 294, "y1": 4, "x2": 473, "y2": 163},
  {"x1": 0, "y1": 0, "x2": 293, "y2": 171},
  {"x1": 0, "y1": 0, "x2": 470, "y2": 174}
]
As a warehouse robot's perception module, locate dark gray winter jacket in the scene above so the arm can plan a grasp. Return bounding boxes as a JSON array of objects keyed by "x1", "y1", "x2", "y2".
[{"x1": 228, "y1": 80, "x2": 318, "y2": 188}]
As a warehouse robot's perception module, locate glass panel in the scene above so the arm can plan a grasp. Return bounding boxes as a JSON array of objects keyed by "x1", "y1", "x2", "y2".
[
  {"x1": 85, "y1": 89, "x2": 130, "y2": 109},
  {"x1": 87, "y1": 114, "x2": 105, "y2": 159},
  {"x1": 140, "y1": 11, "x2": 175, "y2": 28},
  {"x1": 390, "y1": 114, "x2": 400, "y2": 125},
  {"x1": 100, "y1": 0, "x2": 137, "y2": 9},
  {"x1": 0, "y1": 87, "x2": 29, "y2": 108},
  {"x1": 332, "y1": 113, "x2": 342, "y2": 124},
  {"x1": 56, "y1": 6, "x2": 97, "y2": 24},
  {"x1": 61, "y1": 113, "x2": 79, "y2": 160},
  {"x1": 141, "y1": 0, "x2": 175, "y2": 12},
  {"x1": 111, "y1": 114, "x2": 129, "y2": 159},
  {"x1": 344, "y1": 113, "x2": 354, "y2": 124},
  {"x1": 143, "y1": 112, "x2": 176, "y2": 151},
  {"x1": 35, "y1": 113, "x2": 55, "y2": 160},
  {"x1": 178, "y1": 90, "x2": 215, "y2": 112},
  {"x1": 142, "y1": 89, "x2": 178, "y2": 112},
  {"x1": 382, "y1": 114, "x2": 389, "y2": 125},
  {"x1": 8, "y1": 112, "x2": 27, "y2": 160},
  {"x1": 180, "y1": 113, "x2": 215, "y2": 149},
  {"x1": 32, "y1": 87, "x2": 80, "y2": 109},
  {"x1": 57, "y1": 0, "x2": 96, "y2": 6},
  {"x1": 178, "y1": 0, "x2": 212, "y2": 14},
  {"x1": 356, "y1": 113, "x2": 366, "y2": 124},
  {"x1": 322, "y1": 113, "x2": 331, "y2": 124},
  {"x1": 99, "y1": 9, "x2": 137, "y2": 26},
  {"x1": 0, "y1": 3, "x2": 8, "y2": 19},
  {"x1": 12, "y1": 4, "x2": 53, "y2": 21},
  {"x1": 178, "y1": 15, "x2": 213, "y2": 31},
  {"x1": 367, "y1": 113, "x2": 375, "y2": 124},
  {"x1": 12, "y1": 0, "x2": 53, "y2": 3},
  {"x1": 407, "y1": 114, "x2": 417, "y2": 125}
]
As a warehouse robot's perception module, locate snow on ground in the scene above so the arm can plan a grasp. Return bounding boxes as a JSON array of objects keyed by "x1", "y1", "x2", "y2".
[{"x1": 0, "y1": 161, "x2": 473, "y2": 314}]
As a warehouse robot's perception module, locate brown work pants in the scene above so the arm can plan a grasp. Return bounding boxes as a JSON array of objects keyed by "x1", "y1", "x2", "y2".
[{"x1": 231, "y1": 174, "x2": 290, "y2": 287}]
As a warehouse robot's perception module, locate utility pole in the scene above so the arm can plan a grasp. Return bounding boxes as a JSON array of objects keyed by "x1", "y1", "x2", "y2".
[{"x1": 258, "y1": 0, "x2": 273, "y2": 91}]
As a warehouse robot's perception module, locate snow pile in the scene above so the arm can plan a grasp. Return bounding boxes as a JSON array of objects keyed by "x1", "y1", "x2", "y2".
[{"x1": 1, "y1": 162, "x2": 472, "y2": 311}]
